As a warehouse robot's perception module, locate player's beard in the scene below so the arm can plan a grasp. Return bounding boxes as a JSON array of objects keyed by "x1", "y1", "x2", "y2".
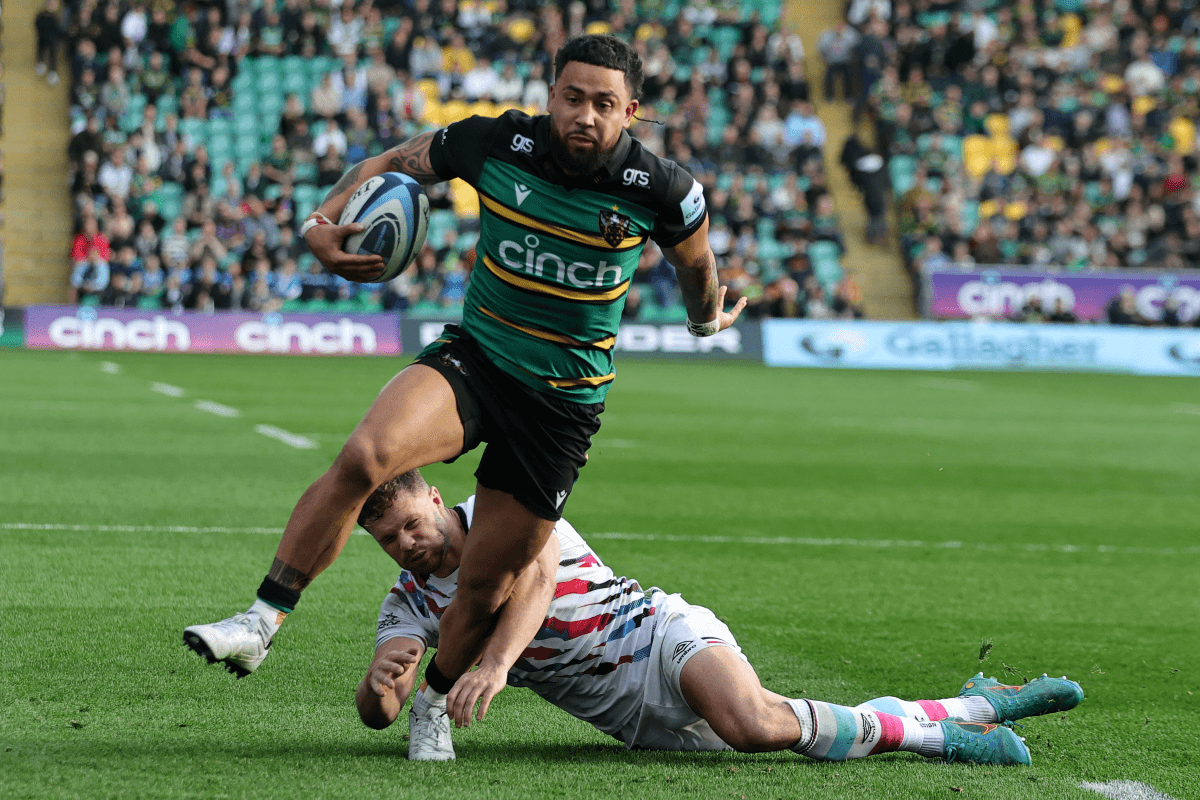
[{"x1": 549, "y1": 124, "x2": 612, "y2": 176}]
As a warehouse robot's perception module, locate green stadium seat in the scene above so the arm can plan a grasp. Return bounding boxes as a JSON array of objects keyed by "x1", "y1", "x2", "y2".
[
  {"x1": 282, "y1": 72, "x2": 308, "y2": 97},
  {"x1": 808, "y1": 240, "x2": 843, "y2": 286},
  {"x1": 281, "y1": 56, "x2": 305, "y2": 77},
  {"x1": 232, "y1": 93, "x2": 258, "y2": 116},
  {"x1": 257, "y1": 72, "x2": 283, "y2": 95},
  {"x1": 179, "y1": 116, "x2": 207, "y2": 145},
  {"x1": 208, "y1": 117, "x2": 234, "y2": 139},
  {"x1": 156, "y1": 94, "x2": 179, "y2": 118},
  {"x1": 231, "y1": 71, "x2": 254, "y2": 95},
  {"x1": 889, "y1": 155, "x2": 918, "y2": 197}
]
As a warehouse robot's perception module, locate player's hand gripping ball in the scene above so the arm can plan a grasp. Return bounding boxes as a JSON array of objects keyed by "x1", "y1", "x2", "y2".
[{"x1": 339, "y1": 172, "x2": 430, "y2": 282}]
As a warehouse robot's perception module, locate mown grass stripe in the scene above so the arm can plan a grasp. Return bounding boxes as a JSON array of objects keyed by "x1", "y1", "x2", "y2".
[{"x1": 3, "y1": 522, "x2": 1197, "y2": 555}]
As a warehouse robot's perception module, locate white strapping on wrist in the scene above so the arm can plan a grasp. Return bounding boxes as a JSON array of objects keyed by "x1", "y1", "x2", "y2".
[
  {"x1": 299, "y1": 212, "x2": 333, "y2": 238},
  {"x1": 686, "y1": 316, "x2": 721, "y2": 337}
]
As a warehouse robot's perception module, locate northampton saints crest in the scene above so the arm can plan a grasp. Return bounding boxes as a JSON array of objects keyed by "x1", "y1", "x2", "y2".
[{"x1": 598, "y1": 209, "x2": 631, "y2": 247}]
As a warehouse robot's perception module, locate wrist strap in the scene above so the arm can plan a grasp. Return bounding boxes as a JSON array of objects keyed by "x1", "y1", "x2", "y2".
[
  {"x1": 686, "y1": 316, "x2": 721, "y2": 337},
  {"x1": 299, "y1": 212, "x2": 333, "y2": 239}
]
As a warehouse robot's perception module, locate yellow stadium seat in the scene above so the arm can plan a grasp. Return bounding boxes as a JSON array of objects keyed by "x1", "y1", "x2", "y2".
[
  {"x1": 418, "y1": 79, "x2": 441, "y2": 101},
  {"x1": 984, "y1": 114, "x2": 1009, "y2": 138},
  {"x1": 450, "y1": 178, "x2": 480, "y2": 219},
  {"x1": 442, "y1": 99, "x2": 470, "y2": 124},
  {"x1": 962, "y1": 135, "x2": 993, "y2": 179},
  {"x1": 991, "y1": 136, "x2": 1018, "y2": 161},
  {"x1": 1170, "y1": 117, "x2": 1196, "y2": 152}
]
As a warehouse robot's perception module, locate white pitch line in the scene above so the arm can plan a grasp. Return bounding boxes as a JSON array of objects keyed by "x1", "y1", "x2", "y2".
[
  {"x1": 194, "y1": 400, "x2": 241, "y2": 418},
  {"x1": 1082, "y1": 780, "x2": 1181, "y2": 800},
  {"x1": 912, "y1": 377, "x2": 980, "y2": 392},
  {"x1": 1, "y1": 522, "x2": 283, "y2": 534},
  {"x1": 100, "y1": 361, "x2": 120, "y2": 374},
  {"x1": 587, "y1": 532, "x2": 1200, "y2": 556},
  {"x1": 255, "y1": 424, "x2": 318, "y2": 449},
  {"x1": 151, "y1": 382, "x2": 185, "y2": 397},
  {"x1": 3, "y1": 522, "x2": 1196, "y2": 554},
  {"x1": 1173, "y1": 403, "x2": 1200, "y2": 416}
]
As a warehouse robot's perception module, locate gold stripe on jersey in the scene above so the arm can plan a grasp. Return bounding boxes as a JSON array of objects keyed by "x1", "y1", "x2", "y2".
[
  {"x1": 481, "y1": 255, "x2": 629, "y2": 303},
  {"x1": 479, "y1": 193, "x2": 648, "y2": 251},
  {"x1": 479, "y1": 305, "x2": 617, "y2": 351},
  {"x1": 540, "y1": 373, "x2": 617, "y2": 389}
]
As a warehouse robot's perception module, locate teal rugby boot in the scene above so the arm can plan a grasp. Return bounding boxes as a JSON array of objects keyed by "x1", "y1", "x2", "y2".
[
  {"x1": 939, "y1": 720, "x2": 1032, "y2": 766},
  {"x1": 959, "y1": 672, "x2": 1084, "y2": 725}
]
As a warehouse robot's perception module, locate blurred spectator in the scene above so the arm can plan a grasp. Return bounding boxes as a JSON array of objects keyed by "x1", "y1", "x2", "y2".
[
  {"x1": 818, "y1": 21, "x2": 860, "y2": 102},
  {"x1": 36, "y1": 0, "x2": 63, "y2": 86}
]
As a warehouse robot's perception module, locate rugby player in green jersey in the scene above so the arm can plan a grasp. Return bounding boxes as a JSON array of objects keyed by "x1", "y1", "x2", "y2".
[{"x1": 183, "y1": 35, "x2": 748, "y2": 722}]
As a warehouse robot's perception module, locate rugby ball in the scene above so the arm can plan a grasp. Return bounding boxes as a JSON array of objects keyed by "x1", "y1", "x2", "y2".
[{"x1": 340, "y1": 172, "x2": 430, "y2": 282}]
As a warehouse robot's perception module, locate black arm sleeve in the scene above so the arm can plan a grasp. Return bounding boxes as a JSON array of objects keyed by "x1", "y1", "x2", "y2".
[
  {"x1": 650, "y1": 164, "x2": 708, "y2": 248},
  {"x1": 427, "y1": 115, "x2": 502, "y2": 187}
]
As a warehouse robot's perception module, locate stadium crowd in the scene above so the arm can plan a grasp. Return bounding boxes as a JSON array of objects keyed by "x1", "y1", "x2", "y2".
[
  {"x1": 56, "y1": 0, "x2": 864, "y2": 321},
  {"x1": 838, "y1": 0, "x2": 1200, "y2": 327}
]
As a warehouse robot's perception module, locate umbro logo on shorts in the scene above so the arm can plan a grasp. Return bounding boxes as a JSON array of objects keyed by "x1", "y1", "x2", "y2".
[{"x1": 671, "y1": 640, "x2": 697, "y2": 664}]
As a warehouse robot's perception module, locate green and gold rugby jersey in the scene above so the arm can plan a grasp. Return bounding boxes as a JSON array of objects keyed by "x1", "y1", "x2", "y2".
[{"x1": 426, "y1": 111, "x2": 707, "y2": 403}]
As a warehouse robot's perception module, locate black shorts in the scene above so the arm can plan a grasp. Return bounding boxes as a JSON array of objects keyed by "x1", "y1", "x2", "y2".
[{"x1": 415, "y1": 325, "x2": 603, "y2": 521}]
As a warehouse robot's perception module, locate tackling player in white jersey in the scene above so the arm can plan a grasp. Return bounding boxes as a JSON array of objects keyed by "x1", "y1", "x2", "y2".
[{"x1": 354, "y1": 470, "x2": 1084, "y2": 763}]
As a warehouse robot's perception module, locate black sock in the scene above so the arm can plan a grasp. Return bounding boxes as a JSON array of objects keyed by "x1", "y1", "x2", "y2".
[
  {"x1": 424, "y1": 658, "x2": 455, "y2": 695},
  {"x1": 256, "y1": 577, "x2": 301, "y2": 613}
]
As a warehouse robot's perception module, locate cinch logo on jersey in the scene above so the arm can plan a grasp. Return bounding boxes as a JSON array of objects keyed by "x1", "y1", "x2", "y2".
[
  {"x1": 497, "y1": 235, "x2": 624, "y2": 288},
  {"x1": 463, "y1": 159, "x2": 657, "y2": 399}
]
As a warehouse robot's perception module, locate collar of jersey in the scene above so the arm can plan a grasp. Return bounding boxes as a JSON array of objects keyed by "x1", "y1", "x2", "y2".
[{"x1": 533, "y1": 114, "x2": 632, "y2": 184}]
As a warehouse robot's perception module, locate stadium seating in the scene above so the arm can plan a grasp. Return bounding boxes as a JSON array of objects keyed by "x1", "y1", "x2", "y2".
[{"x1": 64, "y1": 0, "x2": 842, "y2": 318}]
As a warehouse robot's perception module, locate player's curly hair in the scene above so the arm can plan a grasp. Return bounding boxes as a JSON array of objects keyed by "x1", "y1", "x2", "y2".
[
  {"x1": 554, "y1": 34, "x2": 644, "y2": 100},
  {"x1": 357, "y1": 469, "x2": 428, "y2": 529}
]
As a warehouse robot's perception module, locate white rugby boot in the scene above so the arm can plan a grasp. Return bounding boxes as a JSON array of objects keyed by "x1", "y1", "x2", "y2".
[
  {"x1": 183, "y1": 611, "x2": 276, "y2": 677},
  {"x1": 408, "y1": 690, "x2": 455, "y2": 761}
]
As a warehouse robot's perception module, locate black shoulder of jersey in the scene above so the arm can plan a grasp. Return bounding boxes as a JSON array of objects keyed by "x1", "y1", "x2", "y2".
[{"x1": 481, "y1": 111, "x2": 698, "y2": 213}]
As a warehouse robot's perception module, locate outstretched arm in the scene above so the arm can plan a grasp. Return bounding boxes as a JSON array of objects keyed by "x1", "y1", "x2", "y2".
[
  {"x1": 356, "y1": 635, "x2": 426, "y2": 729},
  {"x1": 302, "y1": 132, "x2": 444, "y2": 282},
  {"x1": 661, "y1": 217, "x2": 748, "y2": 335},
  {"x1": 444, "y1": 534, "x2": 561, "y2": 727}
]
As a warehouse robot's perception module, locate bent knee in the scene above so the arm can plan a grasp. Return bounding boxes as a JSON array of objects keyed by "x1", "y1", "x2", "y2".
[
  {"x1": 719, "y1": 721, "x2": 778, "y2": 753},
  {"x1": 712, "y1": 699, "x2": 796, "y2": 753},
  {"x1": 456, "y1": 571, "x2": 517, "y2": 617},
  {"x1": 335, "y1": 434, "x2": 402, "y2": 492}
]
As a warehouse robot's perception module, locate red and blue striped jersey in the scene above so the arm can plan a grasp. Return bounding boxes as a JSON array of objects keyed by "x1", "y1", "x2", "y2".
[{"x1": 376, "y1": 496, "x2": 663, "y2": 736}]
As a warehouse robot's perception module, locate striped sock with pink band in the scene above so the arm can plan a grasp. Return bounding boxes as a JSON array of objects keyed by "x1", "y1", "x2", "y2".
[
  {"x1": 786, "y1": 698, "x2": 945, "y2": 760},
  {"x1": 856, "y1": 695, "x2": 996, "y2": 723}
]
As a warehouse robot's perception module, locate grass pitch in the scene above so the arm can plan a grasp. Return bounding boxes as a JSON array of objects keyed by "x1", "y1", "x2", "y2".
[{"x1": 1, "y1": 349, "x2": 1197, "y2": 800}]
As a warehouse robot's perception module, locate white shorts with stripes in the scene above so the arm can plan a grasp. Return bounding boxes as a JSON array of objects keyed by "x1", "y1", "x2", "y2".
[{"x1": 618, "y1": 592, "x2": 748, "y2": 751}]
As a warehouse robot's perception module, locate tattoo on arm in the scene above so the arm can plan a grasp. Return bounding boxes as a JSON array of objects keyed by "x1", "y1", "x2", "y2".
[
  {"x1": 321, "y1": 160, "x2": 366, "y2": 206},
  {"x1": 674, "y1": 248, "x2": 720, "y2": 320},
  {"x1": 267, "y1": 557, "x2": 312, "y2": 591},
  {"x1": 387, "y1": 131, "x2": 440, "y2": 184}
]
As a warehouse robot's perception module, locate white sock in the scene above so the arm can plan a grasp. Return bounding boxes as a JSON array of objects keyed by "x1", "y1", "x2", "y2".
[
  {"x1": 787, "y1": 698, "x2": 946, "y2": 760},
  {"x1": 248, "y1": 598, "x2": 286, "y2": 636},
  {"x1": 938, "y1": 696, "x2": 996, "y2": 723},
  {"x1": 420, "y1": 684, "x2": 448, "y2": 707},
  {"x1": 858, "y1": 695, "x2": 997, "y2": 723}
]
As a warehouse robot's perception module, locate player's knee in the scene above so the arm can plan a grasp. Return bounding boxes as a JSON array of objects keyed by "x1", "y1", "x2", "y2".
[
  {"x1": 335, "y1": 433, "x2": 398, "y2": 492},
  {"x1": 711, "y1": 698, "x2": 785, "y2": 753},
  {"x1": 718, "y1": 718, "x2": 776, "y2": 753},
  {"x1": 457, "y1": 570, "x2": 515, "y2": 618}
]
